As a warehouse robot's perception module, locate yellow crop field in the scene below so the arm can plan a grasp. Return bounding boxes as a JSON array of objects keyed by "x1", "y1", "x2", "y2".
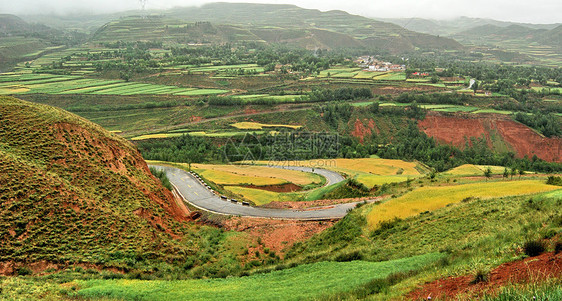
[
  {"x1": 355, "y1": 174, "x2": 413, "y2": 188},
  {"x1": 195, "y1": 169, "x2": 287, "y2": 186},
  {"x1": 193, "y1": 164, "x2": 323, "y2": 186},
  {"x1": 367, "y1": 180, "x2": 560, "y2": 229},
  {"x1": 257, "y1": 158, "x2": 427, "y2": 189},
  {"x1": 227, "y1": 186, "x2": 297, "y2": 206},
  {"x1": 131, "y1": 133, "x2": 183, "y2": 140},
  {"x1": 445, "y1": 164, "x2": 508, "y2": 175},
  {"x1": 230, "y1": 122, "x2": 302, "y2": 130},
  {"x1": 260, "y1": 158, "x2": 423, "y2": 175}
]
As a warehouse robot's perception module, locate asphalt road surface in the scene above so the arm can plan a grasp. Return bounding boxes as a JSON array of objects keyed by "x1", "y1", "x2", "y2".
[{"x1": 149, "y1": 164, "x2": 358, "y2": 220}]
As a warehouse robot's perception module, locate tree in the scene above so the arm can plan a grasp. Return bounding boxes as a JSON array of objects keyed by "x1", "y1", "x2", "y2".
[
  {"x1": 510, "y1": 168, "x2": 517, "y2": 180},
  {"x1": 519, "y1": 168, "x2": 525, "y2": 179},
  {"x1": 503, "y1": 167, "x2": 509, "y2": 179},
  {"x1": 472, "y1": 80, "x2": 479, "y2": 94},
  {"x1": 484, "y1": 167, "x2": 492, "y2": 181}
]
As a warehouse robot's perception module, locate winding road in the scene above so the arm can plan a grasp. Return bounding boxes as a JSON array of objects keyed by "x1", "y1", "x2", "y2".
[{"x1": 150, "y1": 164, "x2": 363, "y2": 220}]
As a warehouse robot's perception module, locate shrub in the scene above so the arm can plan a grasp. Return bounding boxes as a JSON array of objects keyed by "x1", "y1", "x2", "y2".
[
  {"x1": 546, "y1": 176, "x2": 562, "y2": 186},
  {"x1": 555, "y1": 241, "x2": 562, "y2": 254},
  {"x1": 334, "y1": 251, "x2": 363, "y2": 262},
  {"x1": 470, "y1": 269, "x2": 489, "y2": 284},
  {"x1": 16, "y1": 266, "x2": 32, "y2": 276},
  {"x1": 523, "y1": 240, "x2": 546, "y2": 257}
]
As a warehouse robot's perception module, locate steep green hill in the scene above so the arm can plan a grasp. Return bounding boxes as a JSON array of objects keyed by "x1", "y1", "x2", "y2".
[{"x1": 0, "y1": 97, "x2": 197, "y2": 272}]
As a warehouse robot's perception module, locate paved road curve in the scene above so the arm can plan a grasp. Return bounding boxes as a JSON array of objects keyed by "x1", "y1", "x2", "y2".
[{"x1": 150, "y1": 164, "x2": 358, "y2": 220}]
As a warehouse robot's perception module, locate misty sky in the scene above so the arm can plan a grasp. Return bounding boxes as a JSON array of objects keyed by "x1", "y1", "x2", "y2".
[{"x1": 1, "y1": 0, "x2": 561, "y2": 24}]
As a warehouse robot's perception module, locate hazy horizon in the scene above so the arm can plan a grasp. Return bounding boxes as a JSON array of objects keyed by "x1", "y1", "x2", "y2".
[{"x1": 1, "y1": 0, "x2": 561, "y2": 24}]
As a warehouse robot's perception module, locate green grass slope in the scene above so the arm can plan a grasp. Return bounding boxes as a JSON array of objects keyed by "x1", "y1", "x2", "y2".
[
  {"x1": 285, "y1": 188, "x2": 561, "y2": 298},
  {"x1": 75, "y1": 253, "x2": 442, "y2": 300},
  {"x1": 0, "y1": 96, "x2": 195, "y2": 271}
]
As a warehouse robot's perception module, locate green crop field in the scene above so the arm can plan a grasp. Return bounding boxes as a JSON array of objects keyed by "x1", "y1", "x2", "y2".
[
  {"x1": 372, "y1": 72, "x2": 406, "y2": 81},
  {"x1": 0, "y1": 73, "x2": 229, "y2": 96},
  {"x1": 76, "y1": 253, "x2": 442, "y2": 301},
  {"x1": 471, "y1": 109, "x2": 514, "y2": 115}
]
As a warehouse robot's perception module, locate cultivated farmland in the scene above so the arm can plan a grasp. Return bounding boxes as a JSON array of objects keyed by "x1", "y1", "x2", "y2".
[
  {"x1": 0, "y1": 73, "x2": 229, "y2": 96},
  {"x1": 367, "y1": 180, "x2": 560, "y2": 228}
]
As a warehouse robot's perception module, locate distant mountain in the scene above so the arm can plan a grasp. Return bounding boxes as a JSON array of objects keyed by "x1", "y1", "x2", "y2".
[
  {"x1": 92, "y1": 3, "x2": 462, "y2": 53},
  {"x1": 378, "y1": 16, "x2": 561, "y2": 36},
  {"x1": 377, "y1": 16, "x2": 561, "y2": 65},
  {"x1": 0, "y1": 14, "x2": 32, "y2": 36},
  {"x1": 452, "y1": 24, "x2": 561, "y2": 49},
  {"x1": 0, "y1": 15, "x2": 52, "y2": 68},
  {"x1": 0, "y1": 14, "x2": 61, "y2": 37}
]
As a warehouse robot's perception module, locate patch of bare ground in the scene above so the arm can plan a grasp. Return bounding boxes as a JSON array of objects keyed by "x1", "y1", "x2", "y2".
[
  {"x1": 223, "y1": 217, "x2": 336, "y2": 256},
  {"x1": 407, "y1": 252, "x2": 562, "y2": 300},
  {"x1": 419, "y1": 113, "x2": 562, "y2": 162}
]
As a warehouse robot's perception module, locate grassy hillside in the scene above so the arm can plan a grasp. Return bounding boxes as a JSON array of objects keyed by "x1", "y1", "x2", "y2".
[
  {"x1": 75, "y1": 253, "x2": 442, "y2": 300},
  {"x1": 285, "y1": 184, "x2": 561, "y2": 298},
  {"x1": 0, "y1": 96, "x2": 203, "y2": 272}
]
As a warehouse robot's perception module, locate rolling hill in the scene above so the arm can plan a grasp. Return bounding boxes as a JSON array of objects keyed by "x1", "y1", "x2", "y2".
[
  {"x1": 379, "y1": 16, "x2": 562, "y2": 64},
  {"x1": 91, "y1": 3, "x2": 462, "y2": 53},
  {"x1": 0, "y1": 97, "x2": 194, "y2": 274},
  {"x1": 379, "y1": 16, "x2": 561, "y2": 36}
]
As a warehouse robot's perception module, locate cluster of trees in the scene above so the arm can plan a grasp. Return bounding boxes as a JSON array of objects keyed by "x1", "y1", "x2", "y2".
[
  {"x1": 136, "y1": 135, "x2": 223, "y2": 165},
  {"x1": 514, "y1": 112, "x2": 562, "y2": 137},
  {"x1": 307, "y1": 87, "x2": 373, "y2": 102},
  {"x1": 168, "y1": 44, "x2": 350, "y2": 75},
  {"x1": 407, "y1": 56, "x2": 562, "y2": 86}
]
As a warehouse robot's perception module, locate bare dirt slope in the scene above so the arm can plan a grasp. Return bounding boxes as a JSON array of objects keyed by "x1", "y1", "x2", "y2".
[{"x1": 419, "y1": 113, "x2": 562, "y2": 162}]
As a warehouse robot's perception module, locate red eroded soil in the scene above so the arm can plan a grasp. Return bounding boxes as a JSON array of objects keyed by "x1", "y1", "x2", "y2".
[
  {"x1": 408, "y1": 252, "x2": 562, "y2": 300},
  {"x1": 352, "y1": 118, "x2": 377, "y2": 143},
  {"x1": 223, "y1": 217, "x2": 335, "y2": 255},
  {"x1": 189, "y1": 116, "x2": 203, "y2": 123},
  {"x1": 418, "y1": 114, "x2": 562, "y2": 162}
]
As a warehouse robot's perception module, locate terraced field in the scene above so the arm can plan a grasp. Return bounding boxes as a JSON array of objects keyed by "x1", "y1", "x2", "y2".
[
  {"x1": 0, "y1": 73, "x2": 229, "y2": 96},
  {"x1": 367, "y1": 180, "x2": 561, "y2": 228}
]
